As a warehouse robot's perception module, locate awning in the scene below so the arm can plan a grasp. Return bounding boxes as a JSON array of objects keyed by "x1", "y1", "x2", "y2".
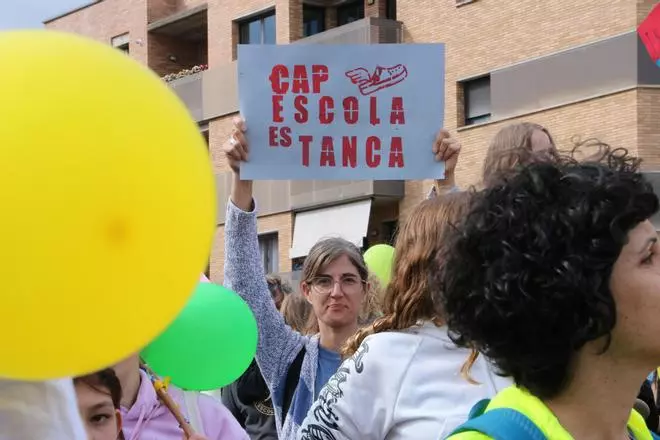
[{"x1": 290, "y1": 200, "x2": 372, "y2": 259}]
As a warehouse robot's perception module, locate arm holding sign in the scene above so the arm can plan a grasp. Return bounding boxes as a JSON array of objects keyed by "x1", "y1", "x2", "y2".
[
  {"x1": 430, "y1": 129, "x2": 461, "y2": 199},
  {"x1": 223, "y1": 117, "x2": 306, "y2": 399}
]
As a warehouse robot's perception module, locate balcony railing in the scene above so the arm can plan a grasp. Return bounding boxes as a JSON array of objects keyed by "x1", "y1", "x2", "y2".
[{"x1": 295, "y1": 17, "x2": 402, "y2": 45}]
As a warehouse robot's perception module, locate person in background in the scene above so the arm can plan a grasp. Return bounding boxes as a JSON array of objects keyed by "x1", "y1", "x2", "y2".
[
  {"x1": 222, "y1": 275, "x2": 295, "y2": 440},
  {"x1": 267, "y1": 274, "x2": 292, "y2": 310},
  {"x1": 297, "y1": 193, "x2": 511, "y2": 440},
  {"x1": 281, "y1": 293, "x2": 313, "y2": 334},
  {"x1": 480, "y1": 122, "x2": 557, "y2": 188},
  {"x1": 222, "y1": 116, "x2": 461, "y2": 439},
  {"x1": 113, "y1": 355, "x2": 247, "y2": 440},
  {"x1": 74, "y1": 369, "x2": 125, "y2": 440},
  {"x1": 441, "y1": 147, "x2": 660, "y2": 439},
  {"x1": 428, "y1": 122, "x2": 555, "y2": 200}
]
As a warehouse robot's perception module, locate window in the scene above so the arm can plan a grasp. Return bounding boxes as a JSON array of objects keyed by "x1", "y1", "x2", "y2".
[
  {"x1": 258, "y1": 233, "x2": 279, "y2": 274},
  {"x1": 239, "y1": 11, "x2": 276, "y2": 45},
  {"x1": 382, "y1": 220, "x2": 398, "y2": 244},
  {"x1": 337, "y1": 0, "x2": 364, "y2": 26},
  {"x1": 303, "y1": 5, "x2": 326, "y2": 37},
  {"x1": 463, "y1": 75, "x2": 491, "y2": 126},
  {"x1": 111, "y1": 33, "x2": 129, "y2": 54},
  {"x1": 386, "y1": 0, "x2": 397, "y2": 20},
  {"x1": 199, "y1": 124, "x2": 209, "y2": 149}
]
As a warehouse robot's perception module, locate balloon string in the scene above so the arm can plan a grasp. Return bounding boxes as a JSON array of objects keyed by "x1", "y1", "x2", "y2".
[{"x1": 141, "y1": 363, "x2": 195, "y2": 438}]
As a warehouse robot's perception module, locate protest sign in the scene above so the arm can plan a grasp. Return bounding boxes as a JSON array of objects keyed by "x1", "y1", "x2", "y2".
[{"x1": 237, "y1": 44, "x2": 445, "y2": 180}]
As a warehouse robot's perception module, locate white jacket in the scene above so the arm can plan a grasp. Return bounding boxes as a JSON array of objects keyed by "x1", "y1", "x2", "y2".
[{"x1": 296, "y1": 322, "x2": 512, "y2": 440}]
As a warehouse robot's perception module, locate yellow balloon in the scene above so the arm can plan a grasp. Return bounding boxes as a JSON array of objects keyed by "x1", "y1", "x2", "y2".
[{"x1": 0, "y1": 30, "x2": 216, "y2": 380}]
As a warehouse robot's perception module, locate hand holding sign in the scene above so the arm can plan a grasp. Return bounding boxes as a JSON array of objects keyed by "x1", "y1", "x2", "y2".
[
  {"x1": 432, "y1": 129, "x2": 461, "y2": 190},
  {"x1": 225, "y1": 117, "x2": 249, "y2": 174}
]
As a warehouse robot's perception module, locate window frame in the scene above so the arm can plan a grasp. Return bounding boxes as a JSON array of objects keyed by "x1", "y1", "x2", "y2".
[
  {"x1": 111, "y1": 33, "x2": 130, "y2": 54},
  {"x1": 303, "y1": 4, "x2": 326, "y2": 37},
  {"x1": 258, "y1": 232, "x2": 279, "y2": 274},
  {"x1": 462, "y1": 75, "x2": 491, "y2": 126},
  {"x1": 238, "y1": 10, "x2": 276, "y2": 45}
]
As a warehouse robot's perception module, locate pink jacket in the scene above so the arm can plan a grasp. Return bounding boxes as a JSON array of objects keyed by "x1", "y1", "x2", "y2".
[{"x1": 121, "y1": 370, "x2": 248, "y2": 440}]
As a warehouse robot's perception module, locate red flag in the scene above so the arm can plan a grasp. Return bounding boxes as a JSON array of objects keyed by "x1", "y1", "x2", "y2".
[{"x1": 638, "y1": 3, "x2": 660, "y2": 63}]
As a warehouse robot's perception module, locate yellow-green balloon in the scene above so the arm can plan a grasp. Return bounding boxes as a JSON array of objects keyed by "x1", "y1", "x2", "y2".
[
  {"x1": 142, "y1": 283, "x2": 258, "y2": 391},
  {"x1": 364, "y1": 244, "x2": 395, "y2": 287}
]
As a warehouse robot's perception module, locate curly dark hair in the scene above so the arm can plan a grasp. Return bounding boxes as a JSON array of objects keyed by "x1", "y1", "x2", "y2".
[{"x1": 437, "y1": 145, "x2": 658, "y2": 399}]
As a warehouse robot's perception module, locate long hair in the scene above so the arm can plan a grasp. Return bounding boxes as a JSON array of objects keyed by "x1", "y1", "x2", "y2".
[
  {"x1": 74, "y1": 368, "x2": 125, "y2": 440},
  {"x1": 343, "y1": 192, "x2": 472, "y2": 357},
  {"x1": 300, "y1": 237, "x2": 370, "y2": 334},
  {"x1": 359, "y1": 272, "x2": 384, "y2": 326},
  {"x1": 281, "y1": 292, "x2": 313, "y2": 333},
  {"x1": 482, "y1": 122, "x2": 556, "y2": 187}
]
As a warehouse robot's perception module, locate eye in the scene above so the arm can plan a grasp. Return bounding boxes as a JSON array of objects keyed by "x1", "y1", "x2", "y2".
[
  {"x1": 342, "y1": 277, "x2": 359, "y2": 285},
  {"x1": 314, "y1": 277, "x2": 333, "y2": 288},
  {"x1": 90, "y1": 413, "x2": 112, "y2": 425}
]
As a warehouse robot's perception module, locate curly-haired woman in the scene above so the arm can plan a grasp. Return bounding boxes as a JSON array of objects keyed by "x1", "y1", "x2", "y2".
[
  {"x1": 296, "y1": 193, "x2": 511, "y2": 440},
  {"x1": 441, "y1": 147, "x2": 660, "y2": 440}
]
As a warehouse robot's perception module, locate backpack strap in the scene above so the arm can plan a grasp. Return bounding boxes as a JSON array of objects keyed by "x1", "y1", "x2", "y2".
[
  {"x1": 450, "y1": 408, "x2": 548, "y2": 440},
  {"x1": 281, "y1": 347, "x2": 306, "y2": 426}
]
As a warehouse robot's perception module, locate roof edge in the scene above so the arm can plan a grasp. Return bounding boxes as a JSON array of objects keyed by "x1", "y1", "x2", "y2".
[{"x1": 43, "y1": 0, "x2": 104, "y2": 24}]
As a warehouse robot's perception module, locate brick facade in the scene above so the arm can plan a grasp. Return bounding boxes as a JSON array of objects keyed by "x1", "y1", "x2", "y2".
[{"x1": 46, "y1": 0, "x2": 660, "y2": 282}]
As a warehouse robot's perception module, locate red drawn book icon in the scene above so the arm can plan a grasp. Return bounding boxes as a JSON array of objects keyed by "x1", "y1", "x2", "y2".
[
  {"x1": 638, "y1": 3, "x2": 660, "y2": 64},
  {"x1": 345, "y1": 64, "x2": 408, "y2": 95}
]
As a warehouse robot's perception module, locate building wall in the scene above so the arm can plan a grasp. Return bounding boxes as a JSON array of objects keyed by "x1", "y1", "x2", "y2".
[
  {"x1": 397, "y1": 0, "x2": 658, "y2": 216},
  {"x1": 45, "y1": 0, "x2": 149, "y2": 65},
  {"x1": 46, "y1": 0, "x2": 660, "y2": 280},
  {"x1": 210, "y1": 211, "x2": 293, "y2": 283}
]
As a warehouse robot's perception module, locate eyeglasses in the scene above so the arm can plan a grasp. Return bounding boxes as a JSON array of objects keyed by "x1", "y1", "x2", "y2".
[{"x1": 308, "y1": 275, "x2": 365, "y2": 296}]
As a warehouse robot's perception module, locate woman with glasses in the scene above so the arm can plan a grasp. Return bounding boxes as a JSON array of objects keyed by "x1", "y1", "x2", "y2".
[
  {"x1": 222, "y1": 117, "x2": 370, "y2": 440},
  {"x1": 297, "y1": 193, "x2": 511, "y2": 440}
]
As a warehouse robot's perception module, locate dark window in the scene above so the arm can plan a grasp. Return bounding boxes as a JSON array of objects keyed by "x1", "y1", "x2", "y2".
[
  {"x1": 258, "y1": 233, "x2": 279, "y2": 274},
  {"x1": 463, "y1": 75, "x2": 491, "y2": 126},
  {"x1": 382, "y1": 220, "x2": 398, "y2": 244},
  {"x1": 386, "y1": 0, "x2": 396, "y2": 20},
  {"x1": 337, "y1": 0, "x2": 364, "y2": 26},
  {"x1": 303, "y1": 5, "x2": 326, "y2": 37},
  {"x1": 239, "y1": 11, "x2": 276, "y2": 44}
]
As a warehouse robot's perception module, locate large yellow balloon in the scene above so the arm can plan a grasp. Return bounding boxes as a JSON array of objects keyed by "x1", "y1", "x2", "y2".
[{"x1": 0, "y1": 30, "x2": 216, "y2": 380}]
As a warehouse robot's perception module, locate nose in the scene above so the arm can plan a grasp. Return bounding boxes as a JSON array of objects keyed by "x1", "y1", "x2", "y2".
[{"x1": 329, "y1": 281, "x2": 343, "y2": 297}]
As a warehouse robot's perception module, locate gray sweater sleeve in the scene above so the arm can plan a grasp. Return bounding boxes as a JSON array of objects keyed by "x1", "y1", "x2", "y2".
[{"x1": 223, "y1": 199, "x2": 305, "y2": 390}]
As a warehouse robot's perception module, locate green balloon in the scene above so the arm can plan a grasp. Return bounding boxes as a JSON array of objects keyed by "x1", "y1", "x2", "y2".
[
  {"x1": 364, "y1": 244, "x2": 395, "y2": 286},
  {"x1": 141, "y1": 282, "x2": 257, "y2": 391}
]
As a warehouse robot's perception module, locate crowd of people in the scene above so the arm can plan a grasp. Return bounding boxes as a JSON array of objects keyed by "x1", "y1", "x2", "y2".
[{"x1": 15, "y1": 118, "x2": 660, "y2": 440}]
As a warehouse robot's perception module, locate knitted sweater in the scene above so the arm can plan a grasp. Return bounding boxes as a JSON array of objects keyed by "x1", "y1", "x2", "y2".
[{"x1": 224, "y1": 199, "x2": 322, "y2": 440}]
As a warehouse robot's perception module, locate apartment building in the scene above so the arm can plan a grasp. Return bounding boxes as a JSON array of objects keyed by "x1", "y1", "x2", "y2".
[{"x1": 45, "y1": 0, "x2": 660, "y2": 283}]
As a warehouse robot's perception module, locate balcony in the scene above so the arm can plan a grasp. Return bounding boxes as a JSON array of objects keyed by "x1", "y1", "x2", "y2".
[
  {"x1": 295, "y1": 16, "x2": 402, "y2": 45},
  {"x1": 147, "y1": 5, "x2": 208, "y2": 78},
  {"x1": 167, "y1": 61, "x2": 238, "y2": 122}
]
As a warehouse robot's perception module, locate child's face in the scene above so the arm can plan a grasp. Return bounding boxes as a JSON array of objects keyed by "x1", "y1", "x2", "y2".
[{"x1": 74, "y1": 381, "x2": 122, "y2": 440}]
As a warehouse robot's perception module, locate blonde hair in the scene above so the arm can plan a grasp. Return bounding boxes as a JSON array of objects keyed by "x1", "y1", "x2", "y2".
[
  {"x1": 300, "y1": 237, "x2": 369, "y2": 334},
  {"x1": 343, "y1": 193, "x2": 472, "y2": 358},
  {"x1": 281, "y1": 293, "x2": 312, "y2": 333},
  {"x1": 359, "y1": 272, "x2": 384, "y2": 326},
  {"x1": 482, "y1": 122, "x2": 556, "y2": 187}
]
